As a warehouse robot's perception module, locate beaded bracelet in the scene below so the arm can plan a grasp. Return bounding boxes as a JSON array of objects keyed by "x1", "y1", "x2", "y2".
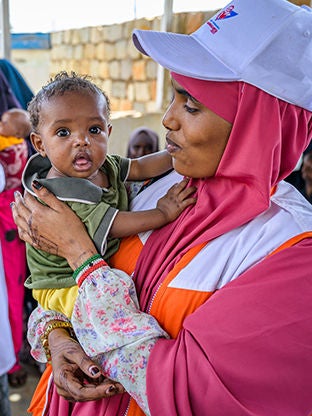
[
  {"x1": 41, "y1": 320, "x2": 75, "y2": 363},
  {"x1": 72, "y1": 254, "x2": 108, "y2": 287}
]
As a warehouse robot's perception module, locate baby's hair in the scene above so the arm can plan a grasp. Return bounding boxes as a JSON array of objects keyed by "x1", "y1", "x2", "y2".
[{"x1": 28, "y1": 71, "x2": 111, "y2": 133}]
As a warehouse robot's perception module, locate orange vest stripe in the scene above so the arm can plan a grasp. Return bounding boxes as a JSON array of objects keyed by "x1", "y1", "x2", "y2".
[
  {"x1": 268, "y1": 231, "x2": 312, "y2": 257},
  {"x1": 27, "y1": 364, "x2": 51, "y2": 415}
]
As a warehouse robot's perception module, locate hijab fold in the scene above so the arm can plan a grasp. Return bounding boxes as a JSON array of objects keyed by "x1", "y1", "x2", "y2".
[{"x1": 134, "y1": 74, "x2": 312, "y2": 310}]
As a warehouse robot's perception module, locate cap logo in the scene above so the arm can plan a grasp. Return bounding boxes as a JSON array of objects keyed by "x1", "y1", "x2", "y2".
[{"x1": 207, "y1": 5, "x2": 238, "y2": 34}]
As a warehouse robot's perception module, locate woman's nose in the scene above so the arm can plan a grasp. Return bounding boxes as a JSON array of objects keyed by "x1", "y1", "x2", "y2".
[{"x1": 162, "y1": 102, "x2": 178, "y2": 131}]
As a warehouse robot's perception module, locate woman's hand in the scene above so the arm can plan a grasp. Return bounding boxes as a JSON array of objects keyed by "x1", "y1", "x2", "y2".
[
  {"x1": 49, "y1": 328, "x2": 125, "y2": 401},
  {"x1": 11, "y1": 183, "x2": 97, "y2": 269}
]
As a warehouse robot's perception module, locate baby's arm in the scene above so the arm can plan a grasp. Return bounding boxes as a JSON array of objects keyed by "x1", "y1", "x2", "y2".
[
  {"x1": 33, "y1": 287, "x2": 79, "y2": 318},
  {"x1": 109, "y1": 178, "x2": 196, "y2": 238},
  {"x1": 127, "y1": 150, "x2": 172, "y2": 181}
]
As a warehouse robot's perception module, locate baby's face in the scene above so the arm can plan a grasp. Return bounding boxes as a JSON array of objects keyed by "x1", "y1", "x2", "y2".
[{"x1": 32, "y1": 90, "x2": 111, "y2": 180}]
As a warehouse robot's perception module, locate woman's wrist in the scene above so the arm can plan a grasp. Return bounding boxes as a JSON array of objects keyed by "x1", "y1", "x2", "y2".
[
  {"x1": 41, "y1": 320, "x2": 75, "y2": 363},
  {"x1": 67, "y1": 248, "x2": 99, "y2": 270}
]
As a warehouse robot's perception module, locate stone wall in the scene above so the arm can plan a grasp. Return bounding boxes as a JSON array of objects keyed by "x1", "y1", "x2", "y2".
[
  {"x1": 49, "y1": 11, "x2": 215, "y2": 115},
  {"x1": 48, "y1": 0, "x2": 312, "y2": 115}
]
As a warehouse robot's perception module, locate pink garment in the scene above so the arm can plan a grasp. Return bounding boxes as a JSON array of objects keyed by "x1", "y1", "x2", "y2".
[
  {"x1": 0, "y1": 140, "x2": 28, "y2": 372},
  {"x1": 46, "y1": 388, "x2": 129, "y2": 416},
  {"x1": 134, "y1": 77, "x2": 312, "y2": 310},
  {"x1": 133, "y1": 79, "x2": 312, "y2": 413},
  {"x1": 147, "y1": 239, "x2": 312, "y2": 415},
  {"x1": 0, "y1": 187, "x2": 27, "y2": 372}
]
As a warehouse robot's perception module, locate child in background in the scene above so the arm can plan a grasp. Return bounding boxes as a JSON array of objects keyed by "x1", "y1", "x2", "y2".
[
  {"x1": 0, "y1": 108, "x2": 31, "y2": 387},
  {"x1": 127, "y1": 126, "x2": 159, "y2": 158},
  {"x1": 23, "y1": 71, "x2": 196, "y2": 318},
  {"x1": 126, "y1": 126, "x2": 161, "y2": 199}
]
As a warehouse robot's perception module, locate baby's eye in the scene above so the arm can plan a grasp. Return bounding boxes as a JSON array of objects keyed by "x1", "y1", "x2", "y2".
[
  {"x1": 89, "y1": 126, "x2": 102, "y2": 134},
  {"x1": 56, "y1": 128, "x2": 70, "y2": 137}
]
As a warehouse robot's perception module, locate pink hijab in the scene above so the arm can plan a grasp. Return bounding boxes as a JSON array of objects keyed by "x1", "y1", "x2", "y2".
[{"x1": 134, "y1": 73, "x2": 312, "y2": 307}]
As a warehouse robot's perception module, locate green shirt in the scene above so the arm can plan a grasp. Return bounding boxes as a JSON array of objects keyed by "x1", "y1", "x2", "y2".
[{"x1": 23, "y1": 153, "x2": 130, "y2": 289}]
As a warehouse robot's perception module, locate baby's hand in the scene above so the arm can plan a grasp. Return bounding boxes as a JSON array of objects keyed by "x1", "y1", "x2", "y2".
[{"x1": 156, "y1": 178, "x2": 196, "y2": 223}]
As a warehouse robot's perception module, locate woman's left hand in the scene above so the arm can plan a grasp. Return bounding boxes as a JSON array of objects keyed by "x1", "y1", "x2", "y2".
[
  {"x1": 11, "y1": 186, "x2": 98, "y2": 270},
  {"x1": 49, "y1": 328, "x2": 125, "y2": 401}
]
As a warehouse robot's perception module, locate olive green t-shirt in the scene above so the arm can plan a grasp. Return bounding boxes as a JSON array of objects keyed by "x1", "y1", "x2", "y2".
[{"x1": 23, "y1": 153, "x2": 130, "y2": 289}]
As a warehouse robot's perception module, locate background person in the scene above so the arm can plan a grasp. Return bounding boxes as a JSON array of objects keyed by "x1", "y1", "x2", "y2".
[
  {"x1": 126, "y1": 126, "x2": 159, "y2": 159},
  {"x1": 0, "y1": 108, "x2": 30, "y2": 388},
  {"x1": 126, "y1": 126, "x2": 161, "y2": 199},
  {"x1": 301, "y1": 149, "x2": 312, "y2": 203},
  {"x1": 0, "y1": 246, "x2": 14, "y2": 416},
  {"x1": 0, "y1": 165, "x2": 14, "y2": 416},
  {"x1": 0, "y1": 163, "x2": 14, "y2": 416},
  {"x1": 0, "y1": 59, "x2": 35, "y2": 160},
  {"x1": 285, "y1": 141, "x2": 312, "y2": 203},
  {"x1": 0, "y1": 59, "x2": 34, "y2": 112},
  {"x1": 0, "y1": 69, "x2": 21, "y2": 117},
  {"x1": 12, "y1": 0, "x2": 312, "y2": 415}
]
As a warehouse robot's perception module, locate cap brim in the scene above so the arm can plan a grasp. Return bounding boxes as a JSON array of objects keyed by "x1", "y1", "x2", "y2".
[{"x1": 132, "y1": 29, "x2": 239, "y2": 81}]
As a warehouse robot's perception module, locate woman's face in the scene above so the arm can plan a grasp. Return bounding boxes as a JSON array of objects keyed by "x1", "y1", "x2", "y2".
[{"x1": 163, "y1": 79, "x2": 232, "y2": 178}]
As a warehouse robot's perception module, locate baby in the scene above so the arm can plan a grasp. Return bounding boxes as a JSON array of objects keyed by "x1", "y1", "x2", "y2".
[{"x1": 23, "y1": 71, "x2": 196, "y2": 318}]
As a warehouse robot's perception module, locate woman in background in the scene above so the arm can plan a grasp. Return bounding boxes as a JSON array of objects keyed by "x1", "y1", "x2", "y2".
[{"x1": 126, "y1": 127, "x2": 159, "y2": 159}]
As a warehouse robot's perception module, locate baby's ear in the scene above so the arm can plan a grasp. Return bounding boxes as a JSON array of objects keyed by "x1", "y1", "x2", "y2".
[
  {"x1": 107, "y1": 123, "x2": 112, "y2": 137},
  {"x1": 30, "y1": 132, "x2": 46, "y2": 156}
]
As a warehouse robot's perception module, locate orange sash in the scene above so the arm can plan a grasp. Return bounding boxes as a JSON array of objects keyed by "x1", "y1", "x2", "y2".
[{"x1": 27, "y1": 364, "x2": 51, "y2": 415}]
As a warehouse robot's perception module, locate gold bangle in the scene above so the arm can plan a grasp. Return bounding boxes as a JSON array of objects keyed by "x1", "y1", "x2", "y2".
[{"x1": 41, "y1": 320, "x2": 74, "y2": 363}]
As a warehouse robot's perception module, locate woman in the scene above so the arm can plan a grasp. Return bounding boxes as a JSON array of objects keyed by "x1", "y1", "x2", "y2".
[
  {"x1": 12, "y1": 0, "x2": 312, "y2": 415},
  {"x1": 126, "y1": 127, "x2": 159, "y2": 159},
  {"x1": 0, "y1": 108, "x2": 30, "y2": 387}
]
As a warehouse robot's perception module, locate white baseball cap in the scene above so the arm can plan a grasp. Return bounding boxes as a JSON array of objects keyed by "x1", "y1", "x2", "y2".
[{"x1": 132, "y1": 0, "x2": 312, "y2": 111}]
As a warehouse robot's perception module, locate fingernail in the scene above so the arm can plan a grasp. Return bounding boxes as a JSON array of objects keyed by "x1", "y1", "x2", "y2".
[
  {"x1": 89, "y1": 366, "x2": 100, "y2": 375},
  {"x1": 10, "y1": 202, "x2": 14, "y2": 209},
  {"x1": 32, "y1": 180, "x2": 43, "y2": 190}
]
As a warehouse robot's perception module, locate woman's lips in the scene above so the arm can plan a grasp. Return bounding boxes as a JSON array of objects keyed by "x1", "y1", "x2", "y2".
[{"x1": 166, "y1": 137, "x2": 180, "y2": 154}]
